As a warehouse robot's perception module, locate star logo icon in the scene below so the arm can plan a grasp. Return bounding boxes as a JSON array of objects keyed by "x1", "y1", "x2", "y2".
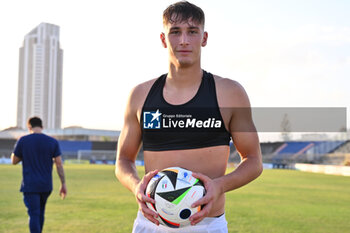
[
  {"x1": 143, "y1": 109, "x2": 162, "y2": 129},
  {"x1": 150, "y1": 109, "x2": 162, "y2": 122}
]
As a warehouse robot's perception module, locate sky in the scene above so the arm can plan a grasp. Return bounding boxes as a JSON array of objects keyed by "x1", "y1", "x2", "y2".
[{"x1": 0, "y1": 0, "x2": 349, "y2": 134}]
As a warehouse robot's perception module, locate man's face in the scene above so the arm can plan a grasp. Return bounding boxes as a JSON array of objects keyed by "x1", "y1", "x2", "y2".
[{"x1": 161, "y1": 18, "x2": 207, "y2": 68}]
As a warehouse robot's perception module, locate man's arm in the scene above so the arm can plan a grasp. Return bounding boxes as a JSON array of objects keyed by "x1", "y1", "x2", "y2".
[
  {"x1": 53, "y1": 156, "x2": 67, "y2": 200},
  {"x1": 115, "y1": 103, "x2": 142, "y2": 194},
  {"x1": 115, "y1": 85, "x2": 159, "y2": 225},
  {"x1": 190, "y1": 80, "x2": 263, "y2": 224},
  {"x1": 11, "y1": 153, "x2": 22, "y2": 165},
  {"x1": 216, "y1": 102, "x2": 263, "y2": 193}
]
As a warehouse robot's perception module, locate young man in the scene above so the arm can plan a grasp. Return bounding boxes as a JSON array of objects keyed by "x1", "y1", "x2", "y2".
[
  {"x1": 11, "y1": 117, "x2": 67, "y2": 233},
  {"x1": 115, "y1": 1, "x2": 262, "y2": 232}
]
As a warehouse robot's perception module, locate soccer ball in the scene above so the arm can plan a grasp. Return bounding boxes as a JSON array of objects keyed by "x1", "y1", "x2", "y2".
[{"x1": 145, "y1": 167, "x2": 206, "y2": 228}]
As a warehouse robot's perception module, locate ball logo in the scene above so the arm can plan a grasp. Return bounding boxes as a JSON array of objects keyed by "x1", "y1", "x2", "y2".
[
  {"x1": 143, "y1": 109, "x2": 162, "y2": 129},
  {"x1": 177, "y1": 171, "x2": 192, "y2": 184},
  {"x1": 183, "y1": 172, "x2": 188, "y2": 179},
  {"x1": 165, "y1": 202, "x2": 176, "y2": 209}
]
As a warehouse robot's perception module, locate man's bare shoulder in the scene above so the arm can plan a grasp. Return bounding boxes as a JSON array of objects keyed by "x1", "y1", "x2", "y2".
[
  {"x1": 213, "y1": 75, "x2": 250, "y2": 107},
  {"x1": 131, "y1": 78, "x2": 157, "y2": 96},
  {"x1": 213, "y1": 75, "x2": 244, "y2": 92},
  {"x1": 127, "y1": 78, "x2": 158, "y2": 110}
]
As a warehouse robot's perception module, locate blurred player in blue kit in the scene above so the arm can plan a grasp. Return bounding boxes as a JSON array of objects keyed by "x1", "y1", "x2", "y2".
[{"x1": 11, "y1": 117, "x2": 67, "y2": 233}]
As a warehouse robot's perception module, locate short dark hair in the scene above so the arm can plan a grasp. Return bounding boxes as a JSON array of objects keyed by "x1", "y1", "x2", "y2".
[
  {"x1": 28, "y1": 117, "x2": 43, "y2": 128},
  {"x1": 163, "y1": 1, "x2": 205, "y2": 27}
]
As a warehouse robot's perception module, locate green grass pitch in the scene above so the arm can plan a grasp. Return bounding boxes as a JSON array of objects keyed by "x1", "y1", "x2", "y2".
[{"x1": 1, "y1": 164, "x2": 349, "y2": 233}]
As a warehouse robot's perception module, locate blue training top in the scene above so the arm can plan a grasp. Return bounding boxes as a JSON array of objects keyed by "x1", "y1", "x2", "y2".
[
  {"x1": 141, "y1": 70, "x2": 231, "y2": 151},
  {"x1": 13, "y1": 133, "x2": 61, "y2": 193}
]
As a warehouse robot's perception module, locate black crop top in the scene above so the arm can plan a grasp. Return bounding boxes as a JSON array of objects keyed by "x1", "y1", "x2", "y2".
[{"x1": 141, "y1": 70, "x2": 231, "y2": 151}]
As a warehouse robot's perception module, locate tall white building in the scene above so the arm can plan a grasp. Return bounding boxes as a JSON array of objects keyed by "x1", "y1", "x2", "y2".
[{"x1": 17, "y1": 23, "x2": 63, "y2": 129}]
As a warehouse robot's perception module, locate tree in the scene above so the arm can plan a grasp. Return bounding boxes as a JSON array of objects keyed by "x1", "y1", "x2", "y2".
[{"x1": 280, "y1": 113, "x2": 291, "y2": 141}]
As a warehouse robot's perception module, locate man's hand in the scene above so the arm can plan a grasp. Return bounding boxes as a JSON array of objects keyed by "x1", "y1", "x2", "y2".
[
  {"x1": 189, "y1": 172, "x2": 223, "y2": 225},
  {"x1": 60, "y1": 183, "x2": 67, "y2": 200},
  {"x1": 11, "y1": 153, "x2": 22, "y2": 165},
  {"x1": 134, "y1": 170, "x2": 159, "y2": 225}
]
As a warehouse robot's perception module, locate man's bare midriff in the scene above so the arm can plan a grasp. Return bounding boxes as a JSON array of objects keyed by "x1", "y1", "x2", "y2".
[{"x1": 144, "y1": 145, "x2": 230, "y2": 217}]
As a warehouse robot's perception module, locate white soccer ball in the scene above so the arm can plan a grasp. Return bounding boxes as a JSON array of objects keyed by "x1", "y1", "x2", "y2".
[{"x1": 145, "y1": 167, "x2": 206, "y2": 228}]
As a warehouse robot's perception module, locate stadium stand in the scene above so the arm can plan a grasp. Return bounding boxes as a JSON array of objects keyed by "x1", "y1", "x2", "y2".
[
  {"x1": 0, "y1": 138, "x2": 117, "y2": 160},
  {"x1": 270, "y1": 141, "x2": 348, "y2": 165},
  {"x1": 308, "y1": 141, "x2": 345, "y2": 154},
  {"x1": 321, "y1": 140, "x2": 350, "y2": 165},
  {"x1": 261, "y1": 142, "x2": 285, "y2": 154},
  {"x1": 331, "y1": 140, "x2": 350, "y2": 153},
  {"x1": 275, "y1": 142, "x2": 314, "y2": 155},
  {"x1": 58, "y1": 141, "x2": 92, "y2": 158},
  {"x1": 1, "y1": 137, "x2": 348, "y2": 165},
  {"x1": 0, "y1": 139, "x2": 16, "y2": 158}
]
